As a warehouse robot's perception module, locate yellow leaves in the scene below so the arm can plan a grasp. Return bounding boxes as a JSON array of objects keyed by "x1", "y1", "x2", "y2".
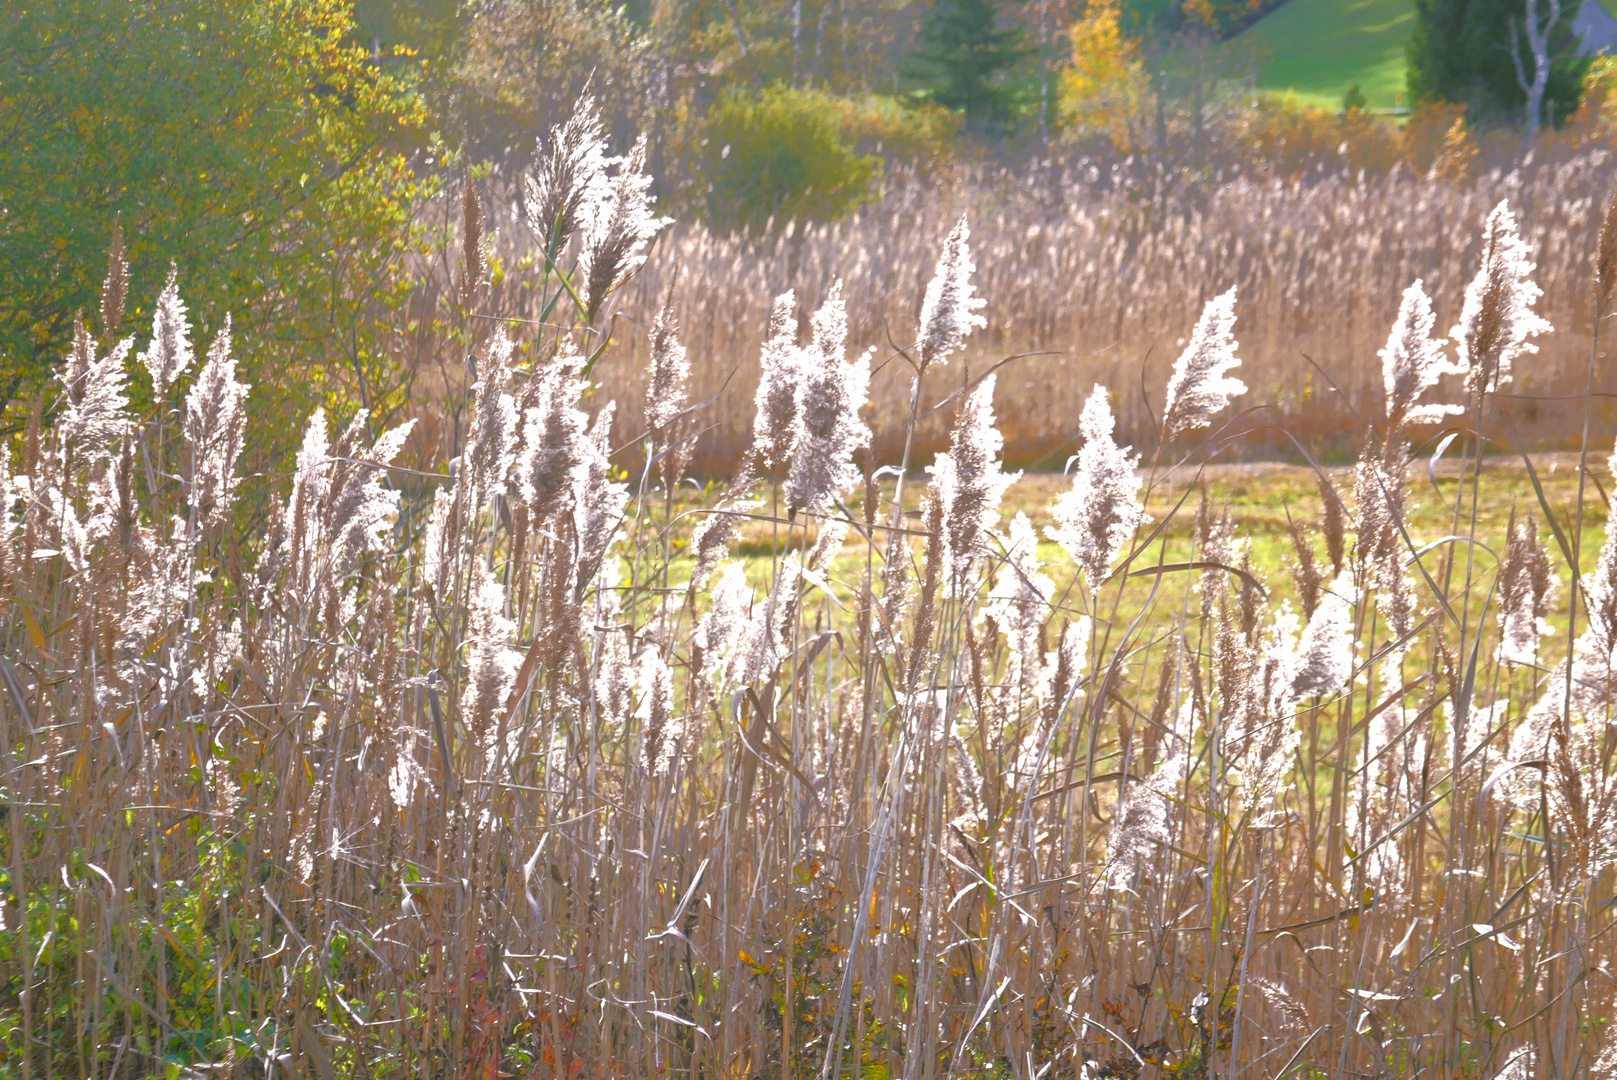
[
  {"x1": 1181, "y1": 0, "x2": 1217, "y2": 30},
  {"x1": 737, "y1": 948, "x2": 770, "y2": 975},
  {"x1": 1061, "y1": 0, "x2": 1143, "y2": 151},
  {"x1": 22, "y1": 606, "x2": 47, "y2": 651}
]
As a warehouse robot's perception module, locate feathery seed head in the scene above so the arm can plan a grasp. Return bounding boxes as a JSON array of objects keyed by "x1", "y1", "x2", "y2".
[
  {"x1": 689, "y1": 486, "x2": 760, "y2": 592},
  {"x1": 462, "y1": 566, "x2": 519, "y2": 743},
  {"x1": 751, "y1": 290, "x2": 801, "y2": 468},
  {"x1": 645, "y1": 297, "x2": 690, "y2": 435},
  {"x1": 253, "y1": 409, "x2": 411, "y2": 627},
  {"x1": 1235, "y1": 604, "x2": 1304, "y2": 815},
  {"x1": 1453, "y1": 201, "x2": 1550, "y2": 398},
  {"x1": 579, "y1": 136, "x2": 671, "y2": 323},
  {"x1": 1498, "y1": 507, "x2": 1556, "y2": 667},
  {"x1": 523, "y1": 87, "x2": 610, "y2": 256},
  {"x1": 59, "y1": 322, "x2": 131, "y2": 460},
  {"x1": 464, "y1": 331, "x2": 520, "y2": 514},
  {"x1": 139, "y1": 263, "x2": 194, "y2": 397},
  {"x1": 1050, "y1": 386, "x2": 1148, "y2": 587},
  {"x1": 183, "y1": 316, "x2": 250, "y2": 529},
  {"x1": 696, "y1": 561, "x2": 753, "y2": 688},
  {"x1": 1106, "y1": 744, "x2": 1185, "y2": 887},
  {"x1": 1318, "y1": 472, "x2": 1347, "y2": 574},
  {"x1": 1381, "y1": 279, "x2": 1462, "y2": 430},
  {"x1": 1291, "y1": 572, "x2": 1355, "y2": 699},
  {"x1": 1352, "y1": 451, "x2": 1404, "y2": 576},
  {"x1": 1161, "y1": 287, "x2": 1246, "y2": 441},
  {"x1": 916, "y1": 215, "x2": 987, "y2": 370},
  {"x1": 784, "y1": 282, "x2": 871, "y2": 518},
  {"x1": 730, "y1": 570, "x2": 791, "y2": 687},
  {"x1": 574, "y1": 402, "x2": 629, "y2": 578},
  {"x1": 1285, "y1": 513, "x2": 1324, "y2": 618},
  {"x1": 932, "y1": 374, "x2": 1015, "y2": 580},
  {"x1": 516, "y1": 354, "x2": 590, "y2": 522},
  {"x1": 636, "y1": 647, "x2": 679, "y2": 777}
]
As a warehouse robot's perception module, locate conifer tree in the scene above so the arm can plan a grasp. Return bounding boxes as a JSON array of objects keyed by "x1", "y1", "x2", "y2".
[{"x1": 904, "y1": 0, "x2": 1028, "y2": 132}]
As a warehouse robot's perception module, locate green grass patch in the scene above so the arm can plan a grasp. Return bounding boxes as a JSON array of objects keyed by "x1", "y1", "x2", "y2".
[
  {"x1": 652, "y1": 454, "x2": 1605, "y2": 651},
  {"x1": 1233, "y1": 0, "x2": 1416, "y2": 111}
]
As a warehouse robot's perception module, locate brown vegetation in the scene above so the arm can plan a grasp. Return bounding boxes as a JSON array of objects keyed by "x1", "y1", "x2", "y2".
[{"x1": 3, "y1": 91, "x2": 1617, "y2": 1080}]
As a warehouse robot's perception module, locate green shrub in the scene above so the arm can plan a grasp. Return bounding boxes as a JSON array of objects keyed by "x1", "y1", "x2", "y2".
[
  {"x1": 701, "y1": 87, "x2": 888, "y2": 232},
  {"x1": 0, "y1": 0, "x2": 434, "y2": 451}
]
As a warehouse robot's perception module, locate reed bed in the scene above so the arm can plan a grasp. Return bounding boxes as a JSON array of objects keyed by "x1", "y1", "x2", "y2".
[
  {"x1": 410, "y1": 150, "x2": 1617, "y2": 474},
  {"x1": 3, "y1": 95, "x2": 1617, "y2": 1079}
]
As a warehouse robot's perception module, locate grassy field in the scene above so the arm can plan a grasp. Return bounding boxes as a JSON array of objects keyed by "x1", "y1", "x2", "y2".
[
  {"x1": 1232, "y1": 0, "x2": 1617, "y2": 112},
  {"x1": 1233, "y1": 0, "x2": 1417, "y2": 111},
  {"x1": 656, "y1": 454, "x2": 1609, "y2": 696}
]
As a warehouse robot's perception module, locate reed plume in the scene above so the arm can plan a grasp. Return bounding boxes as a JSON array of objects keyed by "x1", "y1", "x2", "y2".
[
  {"x1": 578, "y1": 135, "x2": 670, "y2": 322},
  {"x1": 523, "y1": 86, "x2": 610, "y2": 255},
  {"x1": 182, "y1": 317, "x2": 249, "y2": 529},
  {"x1": 1160, "y1": 286, "x2": 1246, "y2": 441},
  {"x1": 1380, "y1": 278, "x2": 1462, "y2": 431},
  {"x1": 783, "y1": 282, "x2": 871, "y2": 518},
  {"x1": 915, "y1": 215, "x2": 987, "y2": 370},
  {"x1": 1050, "y1": 385, "x2": 1147, "y2": 587},
  {"x1": 1453, "y1": 201, "x2": 1551, "y2": 398},
  {"x1": 138, "y1": 263, "x2": 194, "y2": 396}
]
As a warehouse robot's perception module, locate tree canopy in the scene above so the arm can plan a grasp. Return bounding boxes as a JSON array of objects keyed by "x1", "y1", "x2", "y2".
[{"x1": 0, "y1": 0, "x2": 433, "y2": 431}]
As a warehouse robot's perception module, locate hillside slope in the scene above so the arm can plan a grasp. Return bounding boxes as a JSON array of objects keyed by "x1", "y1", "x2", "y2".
[
  {"x1": 1234, "y1": 0, "x2": 1617, "y2": 113},
  {"x1": 1232, "y1": 0, "x2": 1415, "y2": 111}
]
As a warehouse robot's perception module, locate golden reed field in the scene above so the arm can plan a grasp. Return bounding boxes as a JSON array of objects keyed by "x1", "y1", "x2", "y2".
[
  {"x1": 5, "y1": 91, "x2": 1617, "y2": 1079},
  {"x1": 403, "y1": 144, "x2": 1617, "y2": 475}
]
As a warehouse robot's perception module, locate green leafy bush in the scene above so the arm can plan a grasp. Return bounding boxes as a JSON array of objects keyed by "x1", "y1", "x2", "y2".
[
  {"x1": 701, "y1": 87, "x2": 888, "y2": 232},
  {"x1": 0, "y1": 0, "x2": 434, "y2": 447}
]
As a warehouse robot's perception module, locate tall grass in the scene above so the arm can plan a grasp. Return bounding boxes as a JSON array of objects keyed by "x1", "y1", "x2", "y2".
[
  {"x1": 3, "y1": 93, "x2": 1616, "y2": 1079},
  {"x1": 410, "y1": 149, "x2": 1617, "y2": 474}
]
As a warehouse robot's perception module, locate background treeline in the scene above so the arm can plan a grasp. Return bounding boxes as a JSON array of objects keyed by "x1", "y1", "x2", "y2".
[{"x1": 3, "y1": 0, "x2": 1613, "y2": 469}]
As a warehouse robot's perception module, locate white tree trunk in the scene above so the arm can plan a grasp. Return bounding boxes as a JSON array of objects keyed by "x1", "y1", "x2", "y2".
[{"x1": 1513, "y1": 0, "x2": 1563, "y2": 144}]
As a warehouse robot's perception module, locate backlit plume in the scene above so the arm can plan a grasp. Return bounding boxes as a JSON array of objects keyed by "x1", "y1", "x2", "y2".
[
  {"x1": 1291, "y1": 572, "x2": 1355, "y2": 699},
  {"x1": 1161, "y1": 287, "x2": 1246, "y2": 441},
  {"x1": 931, "y1": 374, "x2": 1015, "y2": 579},
  {"x1": 750, "y1": 290, "x2": 801, "y2": 469},
  {"x1": 644, "y1": 297, "x2": 690, "y2": 436},
  {"x1": 916, "y1": 215, "x2": 987, "y2": 370},
  {"x1": 182, "y1": 317, "x2": 250, "y2": 529},
  {"x1": 1381, "y1": 279, "x2": 1462, "y2": 430},
  {"x1": 522, "y1": 87, "x2": 610, "y2": 254},
  {"x1": 578, "y1": 136, "x2": 671, "y2": 323},
  {"x1": 1452, "y1": 201, "x2": 1550, "y2": 398},
  {"x1": 461, "y1": 566, "x2": 519, "y2": 746},
  {"x1": 59, "y1": 317, "x2": 131, "y2": 459},
  {"x1": 1497, "y1": 508, "x2": 1555, "y2": 667},
  {"x1": 784, "y1": 282, "x2": 871, "y2": 518},
  {"x1": 139, "y1": 263, "x2": 194, "y2": 397},
  {"x1": 1050, "y1": 386, "x2": 1147, "y2": 587}
]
